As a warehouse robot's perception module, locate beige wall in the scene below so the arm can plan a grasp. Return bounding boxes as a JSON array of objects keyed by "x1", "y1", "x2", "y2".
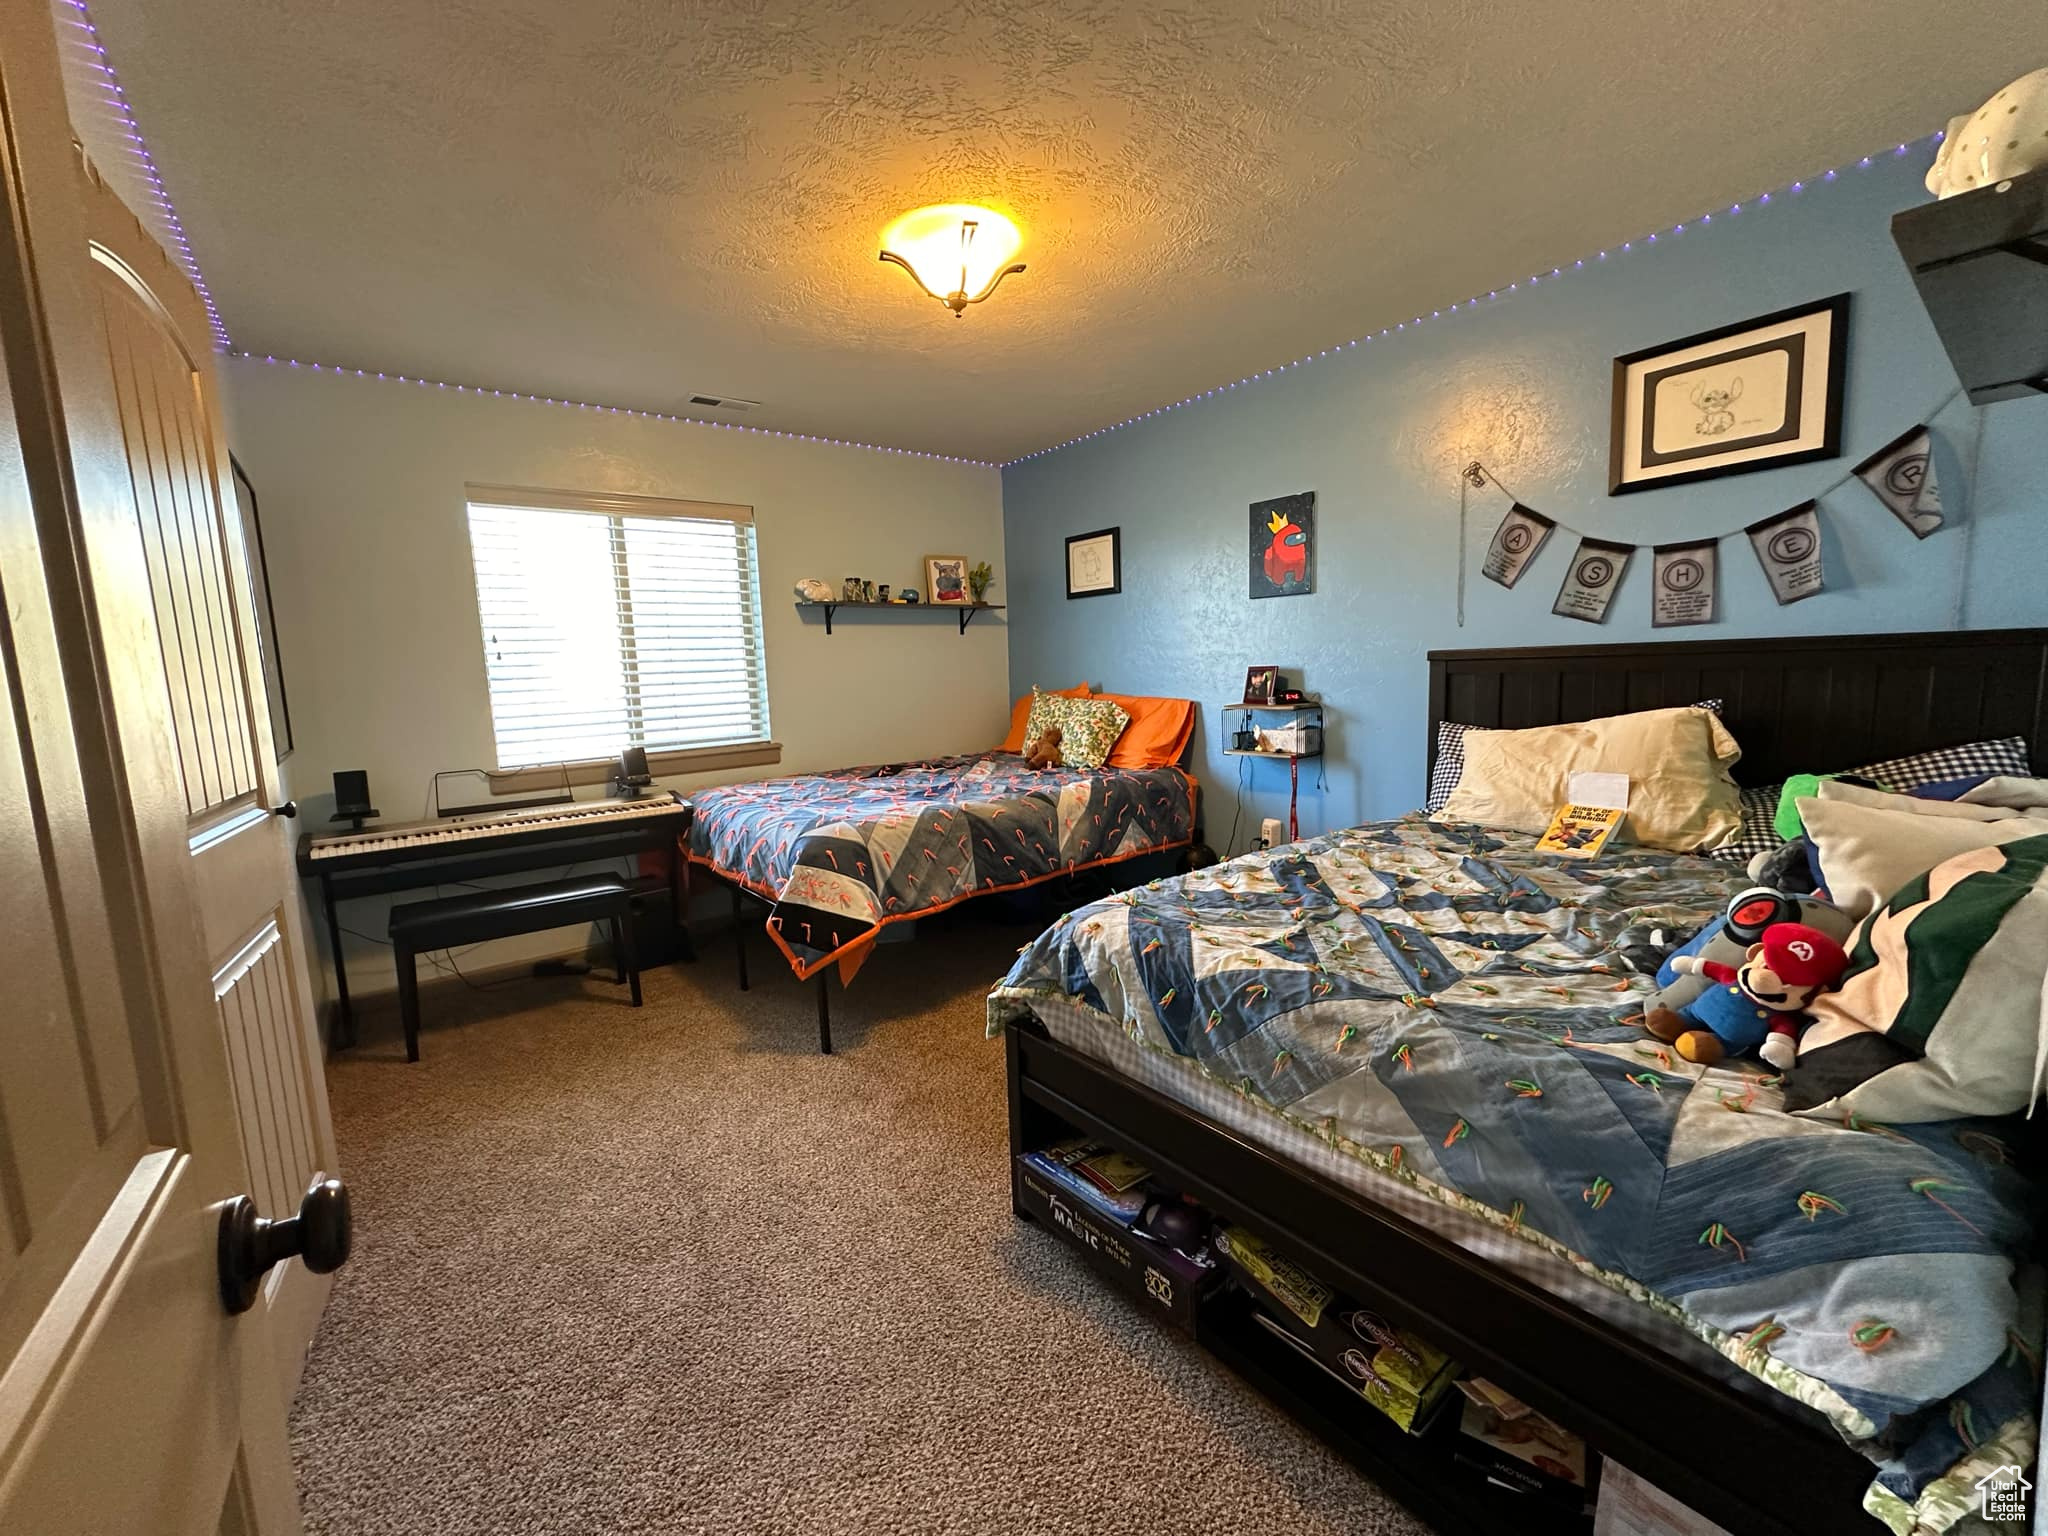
[{"x1": 223, "y1": 358, "x2": 1007, "y2": 997}]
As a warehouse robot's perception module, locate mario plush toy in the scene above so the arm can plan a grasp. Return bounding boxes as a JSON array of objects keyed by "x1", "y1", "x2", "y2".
[{"x1": 1645, "y1": 921, "x2": 1849, "y2": 1069}]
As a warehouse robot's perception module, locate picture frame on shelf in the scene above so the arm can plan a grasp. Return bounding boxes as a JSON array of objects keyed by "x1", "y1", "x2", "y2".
[
  {"x1": 925, "y1": 554, "x2": 970, "y2": 604},
  {"x1": 1609, "y1": 292, "x2": 1849, "y2": 495},
  {"x1": 1065, "y1": 526, "x2": 1122, "y2": 598},
  {"x1": 1242, "y1": 664, "x2": 1279, "y2": 705}
]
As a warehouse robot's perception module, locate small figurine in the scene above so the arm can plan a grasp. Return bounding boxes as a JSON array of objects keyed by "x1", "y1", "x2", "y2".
[
  {"x1": 841, "y1": 577, "x2": 862, "y2": 601},
  {"x1": 794, "y1": 578, "x2": 833, "y2": 603}
]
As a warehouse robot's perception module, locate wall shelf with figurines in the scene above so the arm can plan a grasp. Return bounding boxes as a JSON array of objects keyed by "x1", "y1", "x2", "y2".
[{"x1": 794, "y1": 573, "x2": 1000, "y2": 634}]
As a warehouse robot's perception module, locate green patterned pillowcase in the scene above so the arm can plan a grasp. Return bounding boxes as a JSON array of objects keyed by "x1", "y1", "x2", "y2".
[
  {"x1": 1022, "y1": 687, "x2": 1069, "y2": 752},
  {"x1": 1051, "y1": 696, "x2": 1131, "y2": 769}
]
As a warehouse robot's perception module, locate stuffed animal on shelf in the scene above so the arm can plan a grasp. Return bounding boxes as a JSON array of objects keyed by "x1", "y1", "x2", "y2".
[
  {"x1": 1024, "y1": 726, "x2": 1063, "y2": 770},
  {"x1": 1646, "y1": 920, "x2": 1849, "y2": 1068}
]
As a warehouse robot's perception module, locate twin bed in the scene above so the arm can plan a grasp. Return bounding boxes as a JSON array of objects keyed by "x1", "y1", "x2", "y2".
[
  {"x1": 990, "y1": 630, "x2": 2048, "y2": 1536},
  {"x1": 688, "y1": 750, "x2": 1196, "y2": 1050}
]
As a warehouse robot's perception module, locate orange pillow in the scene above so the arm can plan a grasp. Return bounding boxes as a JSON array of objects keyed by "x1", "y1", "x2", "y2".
[
  {"x1": 1000, "y1": 684, "x2": 1092, "y2": 753},
  {"x1": 1095, "y1": 692, "x2": 1196, "y2": 769}
]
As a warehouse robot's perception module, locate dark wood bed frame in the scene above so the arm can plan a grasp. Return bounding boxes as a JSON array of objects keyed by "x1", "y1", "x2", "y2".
[{"x1": 1007, "y1": 627, "x2": 2048, "y2": 1536}]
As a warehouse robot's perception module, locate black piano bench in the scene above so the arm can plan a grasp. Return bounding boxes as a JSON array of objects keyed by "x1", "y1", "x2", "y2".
[{"x1": 386, "y1": 874, "x2": 659, "y2": 1061}]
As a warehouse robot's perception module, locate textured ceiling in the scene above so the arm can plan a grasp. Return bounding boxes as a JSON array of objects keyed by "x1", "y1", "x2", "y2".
[{"x1": 60, "y1": 0, "x2": 2045, "y2": 462}]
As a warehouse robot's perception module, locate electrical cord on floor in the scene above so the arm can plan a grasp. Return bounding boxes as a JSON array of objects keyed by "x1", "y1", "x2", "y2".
[
  {"x1": 1224, "y1": 755, "x2": 1250, "y2": 861},
  {"x1": 339, "y1": 925, "x2": 531, "y2": 992}
]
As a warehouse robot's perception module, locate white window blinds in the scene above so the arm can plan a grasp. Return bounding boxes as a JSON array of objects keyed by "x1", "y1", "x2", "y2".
[{"x1": 464, "y1": 487, "x2": 770, "y2": 769}]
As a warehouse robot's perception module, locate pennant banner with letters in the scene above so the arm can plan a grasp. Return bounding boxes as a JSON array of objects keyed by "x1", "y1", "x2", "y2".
[
  {"x1": 1651, "y1": 540, "x2": 1717, "y2": 628},
  {"x1": 1481, "y1": 504, "x2": 1554, "y2": 589},
  {"x1": 1453, "y1": 393, "x2": 1966, "y2": 629},
  {"x1": 1854, "y1": 424, "x2": 1943, "y2": 539},
  {"x1": 1551, "y1": 537, "x2": 1633, "y2": 624},
  {"x1": 1745, "y1": 501, "x2": 1825, "y2": 605}
]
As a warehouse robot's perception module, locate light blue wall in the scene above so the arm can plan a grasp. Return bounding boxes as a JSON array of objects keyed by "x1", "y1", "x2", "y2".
[{"x1": 1000, "y1": 150, "x2": 2048, "y2": 854}]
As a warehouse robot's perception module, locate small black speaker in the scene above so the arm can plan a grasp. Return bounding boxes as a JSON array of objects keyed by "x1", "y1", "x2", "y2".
[
  {"x1": 331, "y1": 770, "x2": 378, "y2": 828},
  {"x1": 612, "y1": 746, "x2": 652, "y2": 798}
]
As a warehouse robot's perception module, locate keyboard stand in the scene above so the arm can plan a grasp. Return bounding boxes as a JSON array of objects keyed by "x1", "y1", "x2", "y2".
[{"x1": 302, "y1": 801, "x2": 694, "y2": 1048}]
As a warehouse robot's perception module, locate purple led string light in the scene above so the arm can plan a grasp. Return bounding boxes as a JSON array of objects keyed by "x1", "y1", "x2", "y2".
[
  {"x1": 1003, "y1": 133, "x2": 1938, "y2": 465},
  {"x1": 77, "y1": 0, "x2": 1931, "y2": 471},
  {"x1": 59, "y1": 0, "x2": 229, "y2": 348},
  {"x1": 228, "y1": 353, "x2": 1000, "y2": 467}
]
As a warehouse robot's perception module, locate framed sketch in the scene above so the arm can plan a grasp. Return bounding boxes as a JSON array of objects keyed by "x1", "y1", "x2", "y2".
[
  {"x1": 1242, "y1": 664, "x2": 1279, "y2": 705},
  {"x1": 229, "y1": 454, "x2": 293, "y2": 761},
  {"x1": 1249, "y1": 491, "x2": 1314, "y2": 597},
  {"x1": 925, "y1": 554, "x2": 969, "y2": 604},
  {"x1": 1609, "y1": 293, "x2": 1849, "y2": 495},
  {"x1": 1064, "y1": 526, "x2": 1121, "y2": 598}
]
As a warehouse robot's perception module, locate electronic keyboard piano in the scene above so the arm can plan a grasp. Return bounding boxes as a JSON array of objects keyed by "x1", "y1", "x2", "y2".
[{"x1": 297, "y1": 791, "x2": 694, "y2": 1045}]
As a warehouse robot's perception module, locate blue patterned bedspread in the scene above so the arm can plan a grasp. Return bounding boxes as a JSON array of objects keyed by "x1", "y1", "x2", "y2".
[
  {"x1": 689, "y1": 754, "x2": 1194, "y2": 979},
  {"x1": 988, "y1": 816, "x2": 2040, "y2": 1534}
]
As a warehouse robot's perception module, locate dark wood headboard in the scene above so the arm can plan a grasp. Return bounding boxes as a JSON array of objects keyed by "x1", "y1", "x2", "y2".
[{"x1": 1428, "y1": 629, "x2": 2048, "y2": 788}]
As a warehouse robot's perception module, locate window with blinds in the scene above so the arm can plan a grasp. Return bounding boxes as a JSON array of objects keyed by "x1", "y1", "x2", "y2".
[{"x1": 464, "y1": 486, "x2": 770, "y2": 770}]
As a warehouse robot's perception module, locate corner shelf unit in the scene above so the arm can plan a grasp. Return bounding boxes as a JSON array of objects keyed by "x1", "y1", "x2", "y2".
[
  {"x1": 795, "y1": 600, "x2": 1004, "y2": 636},
  {"x1": 1221, "y1": 700, "x2": 1325, "y2": 760},
  {"x1": 1222, "y1": 700, "x2": 1326, "y2": 844}
]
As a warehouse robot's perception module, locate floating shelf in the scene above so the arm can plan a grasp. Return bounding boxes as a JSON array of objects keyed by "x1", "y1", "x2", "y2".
[
  {"x1": 1221, "y1": 701, "x2": 1324, "y2": 712},
  {"x1": 1223, "y1": 746, "x2": 1321, "y2": 760},
  {"x1": 795, "y1": 600, "x2": 1004, "y2": 636}
]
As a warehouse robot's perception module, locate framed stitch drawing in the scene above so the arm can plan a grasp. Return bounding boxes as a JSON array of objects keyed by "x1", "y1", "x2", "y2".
[
  {"x1": 1065, "y1": 527, "x2": 1121, "y2": 598},
  {"x1": 1609, "y1": 293, "x2": 1849, "y2": 495}
]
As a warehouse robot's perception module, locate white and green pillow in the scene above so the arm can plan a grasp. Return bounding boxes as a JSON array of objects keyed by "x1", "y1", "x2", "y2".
[
  {"x1": 1789, "y1": 832, "x2": 2048, "y2": 1122},
  {"x1": 1023, "y1": 687, "x2": 1130, "y2": 770}
]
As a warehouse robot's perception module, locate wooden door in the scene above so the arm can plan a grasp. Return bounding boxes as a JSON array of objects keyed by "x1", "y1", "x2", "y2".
[
  {"x1": 0, "y1": 0, "x2": 326, "y2": 1530},
  {"x1": 81, "y1": 132, "x2": 341, "y2": 1414}
]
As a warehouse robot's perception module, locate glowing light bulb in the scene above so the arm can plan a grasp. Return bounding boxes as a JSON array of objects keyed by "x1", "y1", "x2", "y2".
[{"x1": 879, "y1": 205, "x2": 1026, "y2": 316}]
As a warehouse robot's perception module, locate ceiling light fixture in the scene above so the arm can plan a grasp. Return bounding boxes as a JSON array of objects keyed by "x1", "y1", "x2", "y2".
[{"x1": 879, "y1": 204, "x2": 1025, "y2": 317}]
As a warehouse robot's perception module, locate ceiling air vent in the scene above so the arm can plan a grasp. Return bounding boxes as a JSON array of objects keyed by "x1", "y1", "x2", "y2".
[{"x1": 687, "y1": 393, "x2": 759, "y2": 412}]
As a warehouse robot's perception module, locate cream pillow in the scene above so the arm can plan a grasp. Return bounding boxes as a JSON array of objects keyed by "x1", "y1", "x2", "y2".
[
  {"x1": 1959, "y1": 776, "x2": 2048, "y2": 812},
  {"x1": 1798, "y1": 796, "x2": 2048, "y2": 919},
  {"x1": 1812, "y1": 778, "x2": 2020, "y2": 822},
  {"x1": 1433, "y1": 706, "x2": 1741, "y2": 853}
]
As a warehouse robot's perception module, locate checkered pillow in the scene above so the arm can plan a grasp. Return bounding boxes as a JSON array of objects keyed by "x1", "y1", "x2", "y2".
[
  {"x1": 1426, "y1": 701, "x2": 1724, "y2": 814},
  {"x1": 1708, "y1": 735, "x2": 2034, "y2": 865}
]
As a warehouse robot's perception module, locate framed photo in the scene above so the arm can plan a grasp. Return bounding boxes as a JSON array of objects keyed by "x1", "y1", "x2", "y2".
[
  {"x1": 925, "y1": 554, "x2": 969, "y2": 604},
  {"x1": 1250, "y1": 491, "x2": 1315, "y2": 597},
  {"x1": 1065, "y1": 526, "x2": 1121, "y2": 599},
  {"x1": 1609, "y1": 293, "x2": 1849, "y2": 495},
  {"x1": 229, "y1": 454, "x2": 293, "y2": 761},
  {"x1": 1242, "y1": 665, "x2": 1279, "y2": 705}
]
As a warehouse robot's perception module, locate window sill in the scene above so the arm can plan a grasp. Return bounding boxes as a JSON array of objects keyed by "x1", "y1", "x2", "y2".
[{"x1": 487, "y1": 741, "x2": 783, "y2": 795}]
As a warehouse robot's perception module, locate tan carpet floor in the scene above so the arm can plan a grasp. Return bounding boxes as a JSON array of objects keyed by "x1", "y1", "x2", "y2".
[{"x1": 292, "y1": 916, "x2": 1430, "y2": 1535}]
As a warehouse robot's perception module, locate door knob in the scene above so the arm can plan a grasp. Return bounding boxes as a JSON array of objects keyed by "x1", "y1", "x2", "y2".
[
  {"x1": 272, "y1": 800, "x2": 299, "y2": 818},
  {"x1": 219, "y1": 1177, "x2": 351, "y2": 1315}
]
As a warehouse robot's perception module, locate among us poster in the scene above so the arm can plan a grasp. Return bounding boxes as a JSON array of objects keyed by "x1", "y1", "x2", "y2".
[{"x1": 1250, "y1": 492, "x2": 1315, "y2": 599}]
